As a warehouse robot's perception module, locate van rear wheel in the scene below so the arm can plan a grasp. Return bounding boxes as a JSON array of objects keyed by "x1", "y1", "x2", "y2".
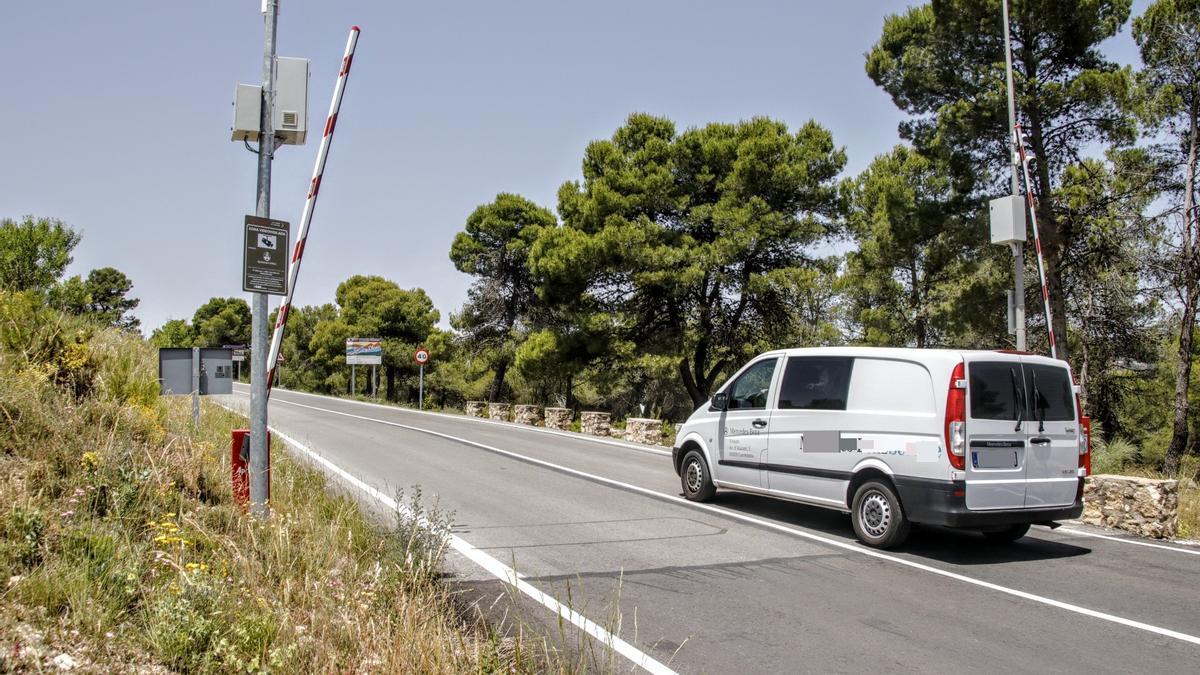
[
  {"x1": 680, "y1": 450, "x2": 716, "y2": 502},
  {"x1": 983, "y1": 523, "x2": 1030, "y2": 543},
  {"x1": 851, "y1": 480, "x2": 910, "y2": 549}
]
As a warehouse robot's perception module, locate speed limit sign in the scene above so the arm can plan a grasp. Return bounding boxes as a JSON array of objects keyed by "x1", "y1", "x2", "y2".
[{"x1": 413, "y1": 348, "x2": 430, "y2": 365}]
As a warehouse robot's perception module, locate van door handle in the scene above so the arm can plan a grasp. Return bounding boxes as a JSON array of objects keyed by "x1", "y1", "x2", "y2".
[
  {"x1": 1030, "y1": 437, "x2": 1052, "y2": 445},
  {"x1": 752, "y1": 419, "x2": 768, "y2": 429}
]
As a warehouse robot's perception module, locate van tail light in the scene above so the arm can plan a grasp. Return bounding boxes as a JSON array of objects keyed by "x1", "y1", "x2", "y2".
[
  {"x1": 945, "y1": 362, "x2": 966, "y2": 470},
  {"x1": 1077, "y1": 392, "x2": 1091, "y2": 476}
]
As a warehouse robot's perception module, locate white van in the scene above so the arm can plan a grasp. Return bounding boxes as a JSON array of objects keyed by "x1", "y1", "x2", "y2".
[{"x1": 671, "y1": 347, "x2": 1089, "y2": 548}]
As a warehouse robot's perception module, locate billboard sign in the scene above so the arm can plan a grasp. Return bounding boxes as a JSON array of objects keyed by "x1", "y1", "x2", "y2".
[{"x1": 346, "y1": 338, "x2": 382, "y2": 365}]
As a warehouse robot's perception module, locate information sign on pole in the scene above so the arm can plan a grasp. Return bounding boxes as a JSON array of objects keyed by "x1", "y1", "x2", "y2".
[
  {"x1": 242, "y1": 215, "x2": 290, "y2": 295},
  {"x1": 346, "y1": 338, "x2": 382, "y2": 365}
]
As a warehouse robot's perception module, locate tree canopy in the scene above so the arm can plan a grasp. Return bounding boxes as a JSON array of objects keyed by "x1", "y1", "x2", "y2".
[
  {"x1": 0, "y1": 216, "x2": 81, "y2": 293},
  {"x1": 450, "y1": 193, "x2": 556, "y2": 401},
  {"x1": 866, "y1": 0, "x2": 1135, "y2": 361},
  {"x1": 531, "y1": 113, "x2": 846, "y2": 406}
]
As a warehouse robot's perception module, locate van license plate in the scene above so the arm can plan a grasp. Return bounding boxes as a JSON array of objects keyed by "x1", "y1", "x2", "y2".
[{"x1": 972, "y1": 449, "x2": 1018, "y2": 469}]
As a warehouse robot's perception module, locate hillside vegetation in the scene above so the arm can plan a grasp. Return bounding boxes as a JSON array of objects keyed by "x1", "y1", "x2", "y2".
[{"x1": 0, "y1": 293, "x2": 548, "y2": 672}]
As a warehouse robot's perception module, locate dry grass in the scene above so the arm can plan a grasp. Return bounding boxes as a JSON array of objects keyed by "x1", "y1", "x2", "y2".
[{"x1": 0, "y1": 295, "x2": 570, "y2": 672}]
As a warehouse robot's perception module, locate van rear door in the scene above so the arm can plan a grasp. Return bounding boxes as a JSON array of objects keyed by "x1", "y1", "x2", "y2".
[
  {"x1": 1020, "y1": 360, "x2": 1080, "y2": 508},
  {"x1": 964, "y1": 356, "x2": 1027, "y2": 510}
]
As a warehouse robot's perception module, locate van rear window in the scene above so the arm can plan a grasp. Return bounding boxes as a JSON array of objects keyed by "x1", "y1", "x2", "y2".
[
  {"x1": 968, "y1": 361, "x2": 1077, "y2": 422},
  {"x1": 969, "y1": 362, "x2": 1022, "y2": 420},
  {"x1": 1024, "y1": 364, "x2": 1075, "y2": 422}
]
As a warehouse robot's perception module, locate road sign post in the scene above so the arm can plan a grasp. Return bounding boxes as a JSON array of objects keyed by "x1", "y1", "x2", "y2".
[
  {"x1": 192, "y1": 347, "x2": 200, "y2": 426},
  {"x1": 413, "y1": 348, "x2": 430, "y2": 410},
  {"x1": 346, "y1": 338, "x2": 381, "y2": 399},
  {"x1": 249, "y1": 0, "x2": 279, "y2": 519}
]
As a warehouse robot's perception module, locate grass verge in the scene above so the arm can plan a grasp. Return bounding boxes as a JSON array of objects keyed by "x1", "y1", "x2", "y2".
[{"x1": 0, "y1": 297, "x2": 553, "y2": 672}]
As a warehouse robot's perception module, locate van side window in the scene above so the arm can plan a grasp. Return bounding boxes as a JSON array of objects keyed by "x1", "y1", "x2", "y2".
[
  {"x1": 778, "y1": 357, "x2": 853, "y2": 410},
  {"x1": 727, "y1": 358, "x2": 778, "y2": 410},
  {"x1": 1023, "y1": 364, "x2": 1075, "y2": 421}
]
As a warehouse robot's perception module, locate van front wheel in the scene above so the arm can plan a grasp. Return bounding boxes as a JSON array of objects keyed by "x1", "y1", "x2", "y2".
[
  {"x1": 851, "y1": 480, "x2": 910, "y2": 549},
  {"x1": 681, "y1": 451, "x2": 716, "y2": 502}
]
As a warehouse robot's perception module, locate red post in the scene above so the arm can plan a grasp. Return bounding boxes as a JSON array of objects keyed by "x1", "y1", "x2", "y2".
[
  {"x1": 232, "y1": 429, "x2": 250, "y2": 506},
  {"x1": 1081, "y1": 416, "x2": 1092, "y2": 476},
  {"x1": 231, "y1": 430, "x2": 270, "y2": 507}
]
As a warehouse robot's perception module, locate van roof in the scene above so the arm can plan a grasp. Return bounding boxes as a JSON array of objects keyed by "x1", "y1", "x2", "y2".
[{"x1": 763, "y1": 346, "x2": 1070, "y2": 370}]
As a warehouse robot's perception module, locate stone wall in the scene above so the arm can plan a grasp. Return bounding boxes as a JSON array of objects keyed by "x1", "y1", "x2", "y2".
[
  {"x1": 580, "y1": 411, "x2": 611, "y2": 437},
  {"x1": 544, "y1": 407, "x2": 572, "y2": 430},
  {"x1": 514, "y1": 404, "x2": 542, "y2": 426},
  {"x1": 624, "y1": 418, "x2": 664, "y2": 446},
  {"x1": 488, "y1": 403, "x2": 512, "y2": 422},
  {"x1": 1082, "y1": 475, "x2": 1179, "y2": 539},
  {"x1": 464, "y1": 401, "x2": 486, "y2": 418}
]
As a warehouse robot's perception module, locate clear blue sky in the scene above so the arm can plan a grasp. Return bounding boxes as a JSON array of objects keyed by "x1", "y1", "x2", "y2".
[{"x1": 0, "y1": 1, "x2": 1146, "y2": 334}]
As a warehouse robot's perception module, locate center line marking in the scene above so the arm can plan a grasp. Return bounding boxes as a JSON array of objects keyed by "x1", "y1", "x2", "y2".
[{"x1": 264, "y1": 394, "x2": 1200, "y2": 648}]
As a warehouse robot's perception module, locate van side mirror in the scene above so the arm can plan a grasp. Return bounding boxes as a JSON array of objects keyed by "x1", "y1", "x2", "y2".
[{"x1": 711, "y1": 392, "x2": 728, "y2": 411}]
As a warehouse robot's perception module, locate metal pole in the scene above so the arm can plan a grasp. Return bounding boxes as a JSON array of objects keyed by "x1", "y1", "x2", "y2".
[
  {"x1": 419, "y1": 363, "x2": 424, "y2": 410},
  {"x1": 372, "y1": 364, "x2": 377, "y2": 399},
  {"x1": 249, "y1": 0, "x2": 278, "y2": 518},
  {"x1": 1002, "y1": 0, "x2": 1026, "y2": 351},
  {"x1": 351, "y1": 364, "x2": 356, "y2": 396},
  {"x1": 192, "y1": 347, "x2": 200, "y2": 427},
  {"x1": 266, "y1": 26, "x2": 361, "y2": 386}
]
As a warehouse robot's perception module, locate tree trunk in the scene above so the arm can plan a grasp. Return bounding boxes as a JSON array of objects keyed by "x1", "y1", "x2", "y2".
[
  {"x1": 386, "y1": 365, "x2": 396, "y2": 401},
  {"x1": 488, "y1": 358, "x2": 509, "y2": 402},
  {"x1": 1164, "y1": 111, "x2": 1199, "y2": 475},
  {"x1": 1027, "y1": 119, "x2": 1069, "y2": 363},
  {"x1": 1166, "y1": 302, "x2": 1196, "y2": 475},
  {"x1": 909, "y1": 258, "x2": 925, "y2": 348}
]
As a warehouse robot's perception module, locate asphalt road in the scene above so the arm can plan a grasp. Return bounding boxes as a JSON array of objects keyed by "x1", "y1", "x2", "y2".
[{"x1": 227, "y1": 385, "x2": 1200, "y2": 674}]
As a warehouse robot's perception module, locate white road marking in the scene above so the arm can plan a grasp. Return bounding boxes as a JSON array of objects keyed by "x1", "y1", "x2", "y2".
[
  {"x1": 239, "y1": 384, "x2": 672, "y2": 457},
  {"x1": 1054, "y1": 527, "x2": 1200, "y2": 556},
  {"x1": 262, "y1": 421, "x2": 677, "y2": 675},
  {"x1": 267, "y1": 396, "x2": 1200, "y2": 648}
]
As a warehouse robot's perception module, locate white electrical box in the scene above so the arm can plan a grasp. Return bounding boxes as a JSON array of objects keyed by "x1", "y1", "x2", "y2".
[
  {"x1": 230, "y1": 57, "x2": 309, "y2": 145},
  {"x1": 989, "y1": 195, "x2": 1027, "y2": 245},
  {"x1": 274, "y1": 57, "x2": 309, "y2": 145},
  {"x1": 232, "y1": 84, "x2": 261, "y2": 142}
]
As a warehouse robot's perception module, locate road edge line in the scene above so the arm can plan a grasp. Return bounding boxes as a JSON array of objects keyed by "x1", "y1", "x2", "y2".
[{"x1": 259, "y1": 419, "x2": 677, "y2": 675}]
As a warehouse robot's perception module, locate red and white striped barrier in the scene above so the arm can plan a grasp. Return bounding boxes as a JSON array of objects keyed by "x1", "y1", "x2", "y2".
[
  {"x1": 266, "y1": 26, "x2": 360, "y2": 390},
  {"x1": 1015, "y1": 124, "x2": 1058, "y2": 359}
]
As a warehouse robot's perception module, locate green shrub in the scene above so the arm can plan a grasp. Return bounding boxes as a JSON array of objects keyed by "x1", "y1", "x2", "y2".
[
  {"x1": 0, "y1": 506, "x2": 45, "y2": 569},
  {"x1": 144, "y1": 580, "x2": 219, "y2": 672},
  {"x1": 1092, "y1": 436, "x2": 1138, "y2": 475}
]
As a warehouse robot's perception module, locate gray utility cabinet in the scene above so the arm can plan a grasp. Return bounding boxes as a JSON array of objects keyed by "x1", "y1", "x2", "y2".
[{"x1": 159, "y1": 348, "x2": 234, "y2": 396}]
